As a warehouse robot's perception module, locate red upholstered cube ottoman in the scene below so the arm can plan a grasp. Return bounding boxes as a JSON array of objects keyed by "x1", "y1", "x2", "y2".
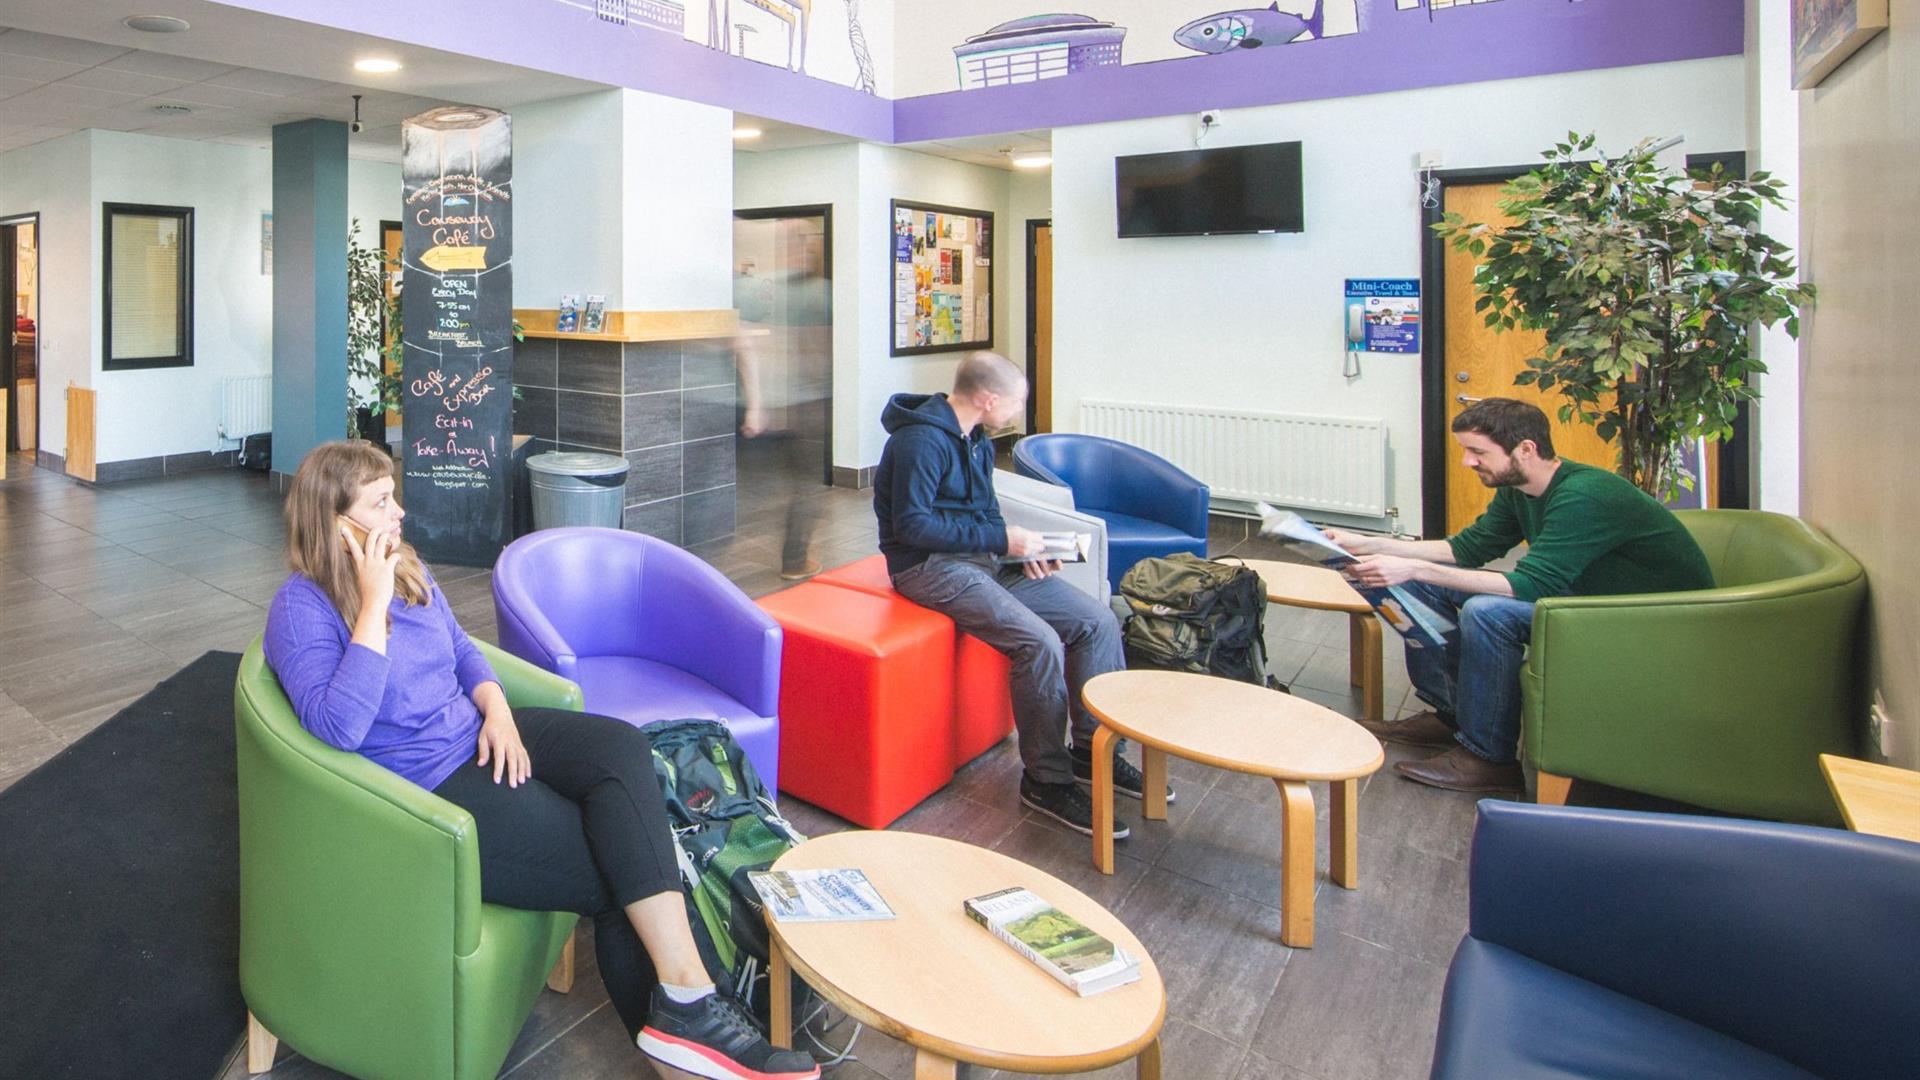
[
  {"x1": 755, "y1": 581, "x2": 956, "y2": 828},
  {"x1": 817, "y1": 555, "x2": 1015, "y2": 768}
]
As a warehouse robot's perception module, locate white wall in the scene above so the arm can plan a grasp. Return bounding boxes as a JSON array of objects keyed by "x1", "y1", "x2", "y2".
[
  {"x1": 0, "y1": 131, "x2": 401, "y2": 464},
  {"x1": 0, "y1": 131, "x2": 92, "y2": 459},
  {"x1": 621, "y1": 89, "x2": 735, "y2": 311},
  {"x1": 1746, "y1": 0, "x2": 1801, "y2": 515},
  {"x1": 513, "y1": 90, "x2": 627, "y2": 308},
  {"x1": 1050, "y1": 55, "x2": 1748, "y2": 526}
]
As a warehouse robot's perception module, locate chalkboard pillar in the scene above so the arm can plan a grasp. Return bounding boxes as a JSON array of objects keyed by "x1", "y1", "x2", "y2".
[
  {"x1": 269, "y1": 119, "x2": 349, "y2": 482},
  {"x1": 400, "y1": 106, "x2": 514, "y2": 565}
]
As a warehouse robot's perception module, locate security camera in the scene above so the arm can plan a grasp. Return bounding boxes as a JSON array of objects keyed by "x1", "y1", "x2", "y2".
[{"x1": 350, "y1": 120, "x2": 365, "y2": 134}]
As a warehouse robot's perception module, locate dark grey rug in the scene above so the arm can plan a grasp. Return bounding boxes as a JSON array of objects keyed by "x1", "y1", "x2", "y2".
[{"x1": 0, "y1": 651, "x2": 243, "y2": 1080}]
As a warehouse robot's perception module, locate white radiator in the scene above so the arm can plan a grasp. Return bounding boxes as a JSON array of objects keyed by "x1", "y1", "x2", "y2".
[
  {"x1": 220, "y1": 374, "x2": 272, "y2": 440},
  {"x1": 1078, "y1": 400, "x2": 1389, "y2": 518}
]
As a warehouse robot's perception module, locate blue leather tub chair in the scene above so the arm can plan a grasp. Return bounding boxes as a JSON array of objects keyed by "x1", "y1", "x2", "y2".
[
  {"x1": 1431, "y1": 801, "x2": 1920, "y2": 1079},
  {"x1": 1012, "y1": 433, "x2": 1208, "y2": 591}
]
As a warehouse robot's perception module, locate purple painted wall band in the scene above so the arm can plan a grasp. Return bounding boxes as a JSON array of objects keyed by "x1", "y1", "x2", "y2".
[{"x1": 219, "y1": 0, "x2": 1742, "y2": 144}]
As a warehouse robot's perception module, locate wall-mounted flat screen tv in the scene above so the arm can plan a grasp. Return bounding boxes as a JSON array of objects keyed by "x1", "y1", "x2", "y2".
[{"x1": 1115, "y1": 141, "x2": 1303, "y2": 238}]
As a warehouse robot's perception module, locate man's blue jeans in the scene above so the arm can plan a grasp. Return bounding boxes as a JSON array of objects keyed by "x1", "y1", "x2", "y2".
[{"x1": 1399, "y1": 582, "x2": 1535, "y2": 764}]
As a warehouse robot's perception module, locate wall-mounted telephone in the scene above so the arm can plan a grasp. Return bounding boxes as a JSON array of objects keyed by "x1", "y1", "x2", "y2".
[{"x1": 1344, "y1": 304, "x2": 1366, "y2": 380}]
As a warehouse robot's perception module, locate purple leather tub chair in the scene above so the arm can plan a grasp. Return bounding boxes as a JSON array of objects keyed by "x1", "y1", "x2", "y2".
[{"x1": 492, "y1": 527, "x2": 784, "y2": 792}]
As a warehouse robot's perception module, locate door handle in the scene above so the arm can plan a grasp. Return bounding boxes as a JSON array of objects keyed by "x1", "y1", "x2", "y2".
[{"x1": 1457, "y1": 394, "x2": 1484, "y2": 405}]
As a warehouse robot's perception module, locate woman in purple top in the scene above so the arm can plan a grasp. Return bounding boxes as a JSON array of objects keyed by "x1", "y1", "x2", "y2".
[{"x1": 264, "y1": 441, "x2": 816, "y2": 1080}]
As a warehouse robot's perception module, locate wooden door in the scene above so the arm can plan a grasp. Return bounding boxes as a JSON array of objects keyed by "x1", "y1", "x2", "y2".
[
  {"x1": 380, "y1": 221, "x2": 403, "y2": 426},
  {"x1": 1442, "y1": 183, "x2": 1617, "y2": 533},
  {"x1": 1033, "y1": 223, "x2": 1053, "y2": 433}
]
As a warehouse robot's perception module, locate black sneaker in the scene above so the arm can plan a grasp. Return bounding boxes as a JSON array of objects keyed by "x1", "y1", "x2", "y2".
[
  {"x1": 1071, "y1": 750, "x2": 1177, "y2": 805},
  {"x1": 637, "y1": 988, "x2": 820, "y2": 1080},
  {"x1": 1020, "y1": 775, "x2": 1130, "y2": 840}
]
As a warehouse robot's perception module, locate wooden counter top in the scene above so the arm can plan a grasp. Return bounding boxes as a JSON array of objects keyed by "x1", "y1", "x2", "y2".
[{"x1": 513, "y1": 308, "x2": 753, "y2": 343}]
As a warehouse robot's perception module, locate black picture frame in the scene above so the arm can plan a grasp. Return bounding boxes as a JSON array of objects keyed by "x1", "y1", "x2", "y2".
[
  {"x1": 889, "y1": 199, "x2": 994, "y2": 357},
  {"x1": 102, "y1": 202, "x2": 194, "y2": 371}
]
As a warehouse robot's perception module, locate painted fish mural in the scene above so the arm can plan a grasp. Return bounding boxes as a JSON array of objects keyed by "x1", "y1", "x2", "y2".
[{"x1": 1175, "y1": 1, "x2": 1325, "y2": 53}]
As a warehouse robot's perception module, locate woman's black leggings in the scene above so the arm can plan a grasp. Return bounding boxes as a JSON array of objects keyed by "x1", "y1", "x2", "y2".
[{"x1": 433, "y1": 708, "x2": 684, "y2": 1037}]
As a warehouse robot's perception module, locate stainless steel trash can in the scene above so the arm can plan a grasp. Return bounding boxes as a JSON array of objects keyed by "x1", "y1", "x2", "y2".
[{"x1": 526, "y1": 451, "x2": 629, "y2": 530}]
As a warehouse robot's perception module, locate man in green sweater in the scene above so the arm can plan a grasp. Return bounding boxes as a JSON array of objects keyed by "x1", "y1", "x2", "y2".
[{"x1": 1325, "y1": 398, "x2": 1713, "y2": 793}]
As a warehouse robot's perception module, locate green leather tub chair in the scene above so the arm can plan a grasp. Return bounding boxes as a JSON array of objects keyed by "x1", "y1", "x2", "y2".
[
  {"x1": 235, "y1": 637, "x2": 581, "y2": 1078},
  {"x1": 1524, "y1": 510, "x2": 1866, "y2": 825}
]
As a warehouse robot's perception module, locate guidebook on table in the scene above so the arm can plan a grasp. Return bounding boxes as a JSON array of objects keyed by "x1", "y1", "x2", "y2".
[
  {"x1": 963, "y1": 886, "x2": 1141, "y2": 997},
  {"x1": 1255, "y1": 503, "x2": 1454, "y2": 650},
  {"x1": 748, "y1": 868, "x2": 896, "y2": 923},
  {"x1": 996, "y1": 531, "x2": 1092, "y2": 566}
]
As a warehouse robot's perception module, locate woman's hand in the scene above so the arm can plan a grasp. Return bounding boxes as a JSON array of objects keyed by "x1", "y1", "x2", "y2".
[
  {"x1": 475, "y1": 703, "x2": 531, "y2": 787},
  {"x1": 343, "y1": 519, "x2": 400, "y2": 616}
]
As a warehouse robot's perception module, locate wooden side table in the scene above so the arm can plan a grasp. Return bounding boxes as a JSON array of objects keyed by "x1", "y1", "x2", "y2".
[
  {"x1": 765, "y1": 830, "x2": 1166, "y2": 1078},
  {"x1": 1082, "y1": 670, "x2": 1384, "y2": 948},
  {"x1": 1820, "y1": 753, "x2": 1920, "y2": 843},
  {"x1": 1239, "y1": 558, "x2": 1384, "y2": 722}
]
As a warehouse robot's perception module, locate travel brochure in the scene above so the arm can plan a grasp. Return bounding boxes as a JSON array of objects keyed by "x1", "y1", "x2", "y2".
[
  {"x1": 964, "y1": 886, "x2": 1141, "y2": 998},
  {"x1": 997, "y1": 531, "x2": 1092, "y2": 566},
  {"x1": 1255, "y1": 503, "x2": 1454, "y2": 650},
  {"x1": 748, "y1": 868, "x2": 896, "y2": 923}
]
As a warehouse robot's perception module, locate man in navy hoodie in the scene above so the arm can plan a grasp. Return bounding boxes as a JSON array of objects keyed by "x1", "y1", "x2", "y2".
[{"x1": 876, "y1": 352, "x2": 1167, "y2": 838}]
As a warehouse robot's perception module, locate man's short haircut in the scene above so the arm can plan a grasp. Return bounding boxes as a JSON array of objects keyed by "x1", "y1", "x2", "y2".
[
  {"x1": 953, "y1": 351, "x2": 1024, "y2": 398},
  {"x1": 1452, "y1": 397, "x2": 1556, "y2": 459}
]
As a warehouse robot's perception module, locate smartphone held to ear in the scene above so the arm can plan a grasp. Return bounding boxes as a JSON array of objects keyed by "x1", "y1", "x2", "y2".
[{"x1": 337, "y1": 515, "x2": 372, "y2": 551}]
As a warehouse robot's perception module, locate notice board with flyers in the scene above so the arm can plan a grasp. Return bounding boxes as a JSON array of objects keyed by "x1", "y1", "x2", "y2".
[{"x1": 891, "y1": 200, "x2": 994, "y2": 356}]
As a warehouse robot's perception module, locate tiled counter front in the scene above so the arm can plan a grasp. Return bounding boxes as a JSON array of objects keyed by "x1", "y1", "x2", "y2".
[{"x1": 513, "y1": 334, "x2": 737, "y2": 545}]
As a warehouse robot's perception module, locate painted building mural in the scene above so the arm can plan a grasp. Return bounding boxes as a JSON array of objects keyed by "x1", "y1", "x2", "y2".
[{"x1": 555, "y1": 0, "x2": 891, "y2": 96}]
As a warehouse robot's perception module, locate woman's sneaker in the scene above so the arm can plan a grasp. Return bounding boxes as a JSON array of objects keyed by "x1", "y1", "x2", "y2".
[
  {"x1": 1020, "y1": 775, "x2": 1130, "y2": 840},
  {"x1": 637, "y1": 988, "x2": 820, "y2": 1080}
]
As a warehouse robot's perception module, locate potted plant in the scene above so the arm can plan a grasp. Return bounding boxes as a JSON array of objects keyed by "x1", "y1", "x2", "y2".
[
  {"x1": 346, "y1": 219, "x2": 402, "y2": 448},
  {"x1": 1435, "y1": 134, "x2": 1814, "y2": 501}
]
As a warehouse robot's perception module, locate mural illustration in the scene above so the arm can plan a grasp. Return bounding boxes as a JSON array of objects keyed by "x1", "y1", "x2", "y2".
[
  {"x1": 953, "y1": 14, "x2": 1127, "y2": 90},
  {"x1": 1174, "y1": 2, "x2": 1327, "y2": 53},
  {"x1": 947, "y1": 3, "x2": 1360, "y2": 92},
  {"x1": 1395, "y1": 0, "x2": 1507, "y2": 15},
  {"x1": 557, "y1": 0, "x2": 881, "y2": 95}
]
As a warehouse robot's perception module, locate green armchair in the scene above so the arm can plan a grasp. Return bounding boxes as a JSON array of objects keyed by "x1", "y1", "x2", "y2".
[
  {"x1": 1523, "y1": 510, "x2": 1866, "y2": 825},
  {"x1": 236, "y1": 637, "x2": 583, "y2": 1079}
]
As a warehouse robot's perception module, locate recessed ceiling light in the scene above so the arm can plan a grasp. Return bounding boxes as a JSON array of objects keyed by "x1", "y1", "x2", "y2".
[
  {"x1": 1012, "y1": 154, "x2": 1052, "y2": 169},
  {"x1": 732, "y1": 127, "x2": 763, "y2": 140},
  {"x1": 354, "y1": 58, "x2": 402, "y2": 74},
  {"x1": 150, "y1": 103, "x2": 193, "y2": 116},
  {"x1": 123, "y1": 15, "x2": 191, "y2": 33}
]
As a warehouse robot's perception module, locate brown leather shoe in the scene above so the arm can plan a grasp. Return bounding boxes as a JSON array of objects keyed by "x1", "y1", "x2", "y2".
[
  {"x1": 1394, "y1": 746, "x2": 1524, "y2": 793},
  {"x1": 1356, "y1": 710, "x2": 1457, "y2": 748}
]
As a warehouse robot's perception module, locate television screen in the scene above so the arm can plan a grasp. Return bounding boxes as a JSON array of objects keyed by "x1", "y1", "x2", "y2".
[{"x1": 1115, "y1": 142, "x2": 1303, "y2": 238}]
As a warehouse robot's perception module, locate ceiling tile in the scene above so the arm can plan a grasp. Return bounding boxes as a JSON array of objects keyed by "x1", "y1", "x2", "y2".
[
  {"x1": 100, "y1": 51, "x2": 239, "y2": 82},
  {"x1": 0, "y1": 29, "x2": 129, "y2": 66},
  {"x1": 61, "y1": 67, "x2": 187, "y2": 96},
  {"x1": 163, "y1": 83, "x2": 280, "y2": 109},
  {"x1": 204, "y1": 68, "x2": 334, "y2": 96},
  {"x1": 18, "y1": 81, "x2": 140, "y2": 109},
  {"x1": 0, "y1": 74, "x2": 40, "y2": 99},
  {"x1": 0, "y1": 54, "x2": 86, "y2": 83}
]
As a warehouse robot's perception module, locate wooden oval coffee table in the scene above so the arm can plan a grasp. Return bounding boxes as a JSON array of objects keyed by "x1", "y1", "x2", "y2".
[
  {"x1": 1238, "y1": 558, "x2": 1384, "y2": 723},
  {"x1": 1083, "y1": 670, "x2": 1384, "y2": 948},
  {"x1": 764, "y1": 830, "x2": 1165, "y2": 1079}
]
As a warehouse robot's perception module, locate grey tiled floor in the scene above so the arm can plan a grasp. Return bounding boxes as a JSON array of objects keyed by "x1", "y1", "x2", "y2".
[{"x1": 0, "y1": 449, "x2": 1490, "y2": 1080}]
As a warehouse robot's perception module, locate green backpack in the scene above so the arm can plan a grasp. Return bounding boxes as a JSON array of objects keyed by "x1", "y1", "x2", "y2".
[
  {"x1": 646, "y1": 719, "x2": 802, "y2": 1018},
  {"x1": 1119, "y1": 553, "x2": 1286, "y2": 691}
]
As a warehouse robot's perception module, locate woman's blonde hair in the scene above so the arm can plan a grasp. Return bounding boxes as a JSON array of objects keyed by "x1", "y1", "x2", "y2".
[{"x1": 285, "y1": 440, "x2": 430, "y2": 625}]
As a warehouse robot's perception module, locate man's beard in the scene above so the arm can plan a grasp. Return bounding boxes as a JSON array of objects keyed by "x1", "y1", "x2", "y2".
[{"x1": 1475, "y1": 462, "x2": 1527, "y2": 488}]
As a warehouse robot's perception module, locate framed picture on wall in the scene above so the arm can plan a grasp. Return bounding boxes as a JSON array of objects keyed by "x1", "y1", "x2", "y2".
[
  {"x1": 1792, "y1": 0, "x2": 1889, "y2": 89},
  {"x1": 890, "y1": 199, "x2": 994, "y2": 356}
]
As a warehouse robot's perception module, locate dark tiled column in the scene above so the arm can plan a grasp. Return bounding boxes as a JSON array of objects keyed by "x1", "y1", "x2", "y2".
[{"x1": 512, "y1": 334, "x2": 737, "y2": 545}]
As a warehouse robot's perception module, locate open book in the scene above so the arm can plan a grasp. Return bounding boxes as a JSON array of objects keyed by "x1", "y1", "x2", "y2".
[
  {"x1": 998, "y1": 531, "x2": 1092, "y2": 565},
  {"x1": 1256, "y1": 504, "x2": 1455, "y2": 650}
]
